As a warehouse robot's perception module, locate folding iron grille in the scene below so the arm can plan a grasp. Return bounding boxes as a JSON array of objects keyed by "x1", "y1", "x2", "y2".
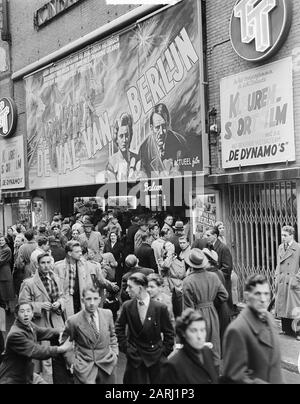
[{"x1": 226, "y1": 182, "x2": 297, "y2": 298}]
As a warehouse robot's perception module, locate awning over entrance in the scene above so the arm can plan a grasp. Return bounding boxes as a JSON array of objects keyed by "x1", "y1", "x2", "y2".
[
  {"x1": 208, "y1": 167, "x2": 300, "y2": 185},
  {"x1": 1, "y1": 189, "x2": 32, "y2": 199}
]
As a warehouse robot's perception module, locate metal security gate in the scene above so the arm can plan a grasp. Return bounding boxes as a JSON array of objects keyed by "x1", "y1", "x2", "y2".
[{"x1": 227, "y1": 182, "x2": 297, "y2": 297}]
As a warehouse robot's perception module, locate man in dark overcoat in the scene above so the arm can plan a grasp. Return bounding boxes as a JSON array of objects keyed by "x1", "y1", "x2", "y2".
[
  {"x1": 124, "y1": 216, "x2": 140, "y2": 256},
  {"x1": 136, "y1": 233, "x2": 158, "y2": 273},
  {"x1": 116, "y1": 272, "x2": 174, "y2": 384},
  {"x1": 222, "y1": 274, "x2": 283, "y2": 384},
  {"x1": 204, "y1": 227, "x2": 233, "y2": 309}
]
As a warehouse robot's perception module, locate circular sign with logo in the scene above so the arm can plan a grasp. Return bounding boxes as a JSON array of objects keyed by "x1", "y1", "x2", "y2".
[
  {"x1": 230, "y1": 0, "x2": 292, "y2": 62},
  {"x1": 0, "y1": 97, "x2": 18, "y2": 138}
]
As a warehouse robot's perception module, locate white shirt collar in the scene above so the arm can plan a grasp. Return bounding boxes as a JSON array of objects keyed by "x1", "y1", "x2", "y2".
[{"x1": 137, "y1": 293, "x2": 150, "y2": 307}]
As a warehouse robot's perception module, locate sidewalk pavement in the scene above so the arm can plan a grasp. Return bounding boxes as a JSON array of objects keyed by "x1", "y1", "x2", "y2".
[{"x1": 276, "y1": 319, "x2": 300, "y2": 375}]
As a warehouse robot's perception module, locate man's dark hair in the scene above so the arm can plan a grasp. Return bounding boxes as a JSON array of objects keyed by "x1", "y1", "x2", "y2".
[
  {"x1": 141, "y1": 232, "x2": 150, "y2": 242},
  {"x1": 160, "y1": 229, "x2": 169, "y2": 238},
  {"x1": 176, "y1": 309, "x2": 205, "y2": 344},
  {"x1": 82, "y1": 246, "x2": 88, "y2": 255},
  {"x1": 37, "y1": 252, "x2": 51, "y2": 264},
  {"x1": 128, "y1": 273, "x2": 148, "y2": 288},
  {"x1": 82, "y1": 286, "x2": 100, "y2": 298},
  {"x1": 25, "y1": 230, "x2": 35, "y2": 241},
  {"x1": 208, "y1": 226, "x2": 220, "y2": 238},
  {"x1": 16, "y1": 224, "x2": 22, "y2": 233},
  {"x1": 65, "y1": 240, "x2": 81, "y2": 253},
  {"x1": 149, "y1": 223, "x2": 159, "y2": 232},
  {"x1": 37, "y1": 236, "x2": 49, "y2": 247},
  {"x1": 38, "y1": 225, "x2": 46, "y2": 234},
  {"x1": 147, "y1": 273, "x2": 164, "y2": 287},
  {"x1": 282, "y1": 225, "x2": 295, "y2": 236},
  {"x1": 245, "y1": 274, "x2": 269, "y2": 292},
  {"x1": 150, "y1": 103, "x2": 170, "y2": 126},
  {"x1": 132, "y1": 216, "x2": 140, "y2": 224},
  {"x1": 14, "y1": 302, "x2": 33, "y2": 316}
]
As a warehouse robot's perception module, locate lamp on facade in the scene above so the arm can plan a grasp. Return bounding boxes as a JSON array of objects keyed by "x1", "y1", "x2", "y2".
[{"x1": 208, "y1": 107, "x2": 220, "y2": 146}]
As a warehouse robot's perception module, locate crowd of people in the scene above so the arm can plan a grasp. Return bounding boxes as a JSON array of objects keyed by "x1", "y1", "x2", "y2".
[{"x1": 0, "y1": 210, "x2": 296, "y2": 384}]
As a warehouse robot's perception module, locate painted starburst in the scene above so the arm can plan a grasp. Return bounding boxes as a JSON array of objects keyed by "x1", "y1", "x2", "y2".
[{"x1": 131, "y1": 19, "x2": 163, "y2": 58}]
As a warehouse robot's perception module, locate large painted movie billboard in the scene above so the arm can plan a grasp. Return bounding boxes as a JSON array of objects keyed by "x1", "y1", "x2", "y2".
[{"x1": 25, "y1": 0, "x2": 203, "y2": 189}]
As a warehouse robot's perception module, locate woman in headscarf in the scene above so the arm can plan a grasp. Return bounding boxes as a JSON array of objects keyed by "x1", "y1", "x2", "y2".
[{"x1": 160, "y1": 309, "x2": 218, "y2": 384}]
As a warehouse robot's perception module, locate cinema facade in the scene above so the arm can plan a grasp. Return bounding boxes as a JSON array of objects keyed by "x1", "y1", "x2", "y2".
[{"x1": 0, "y1": 0, "x2": 215, "y2": 242}]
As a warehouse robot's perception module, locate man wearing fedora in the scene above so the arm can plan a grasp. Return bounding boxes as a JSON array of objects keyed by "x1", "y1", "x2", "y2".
[
  {"x1": 78, "y1": 218, "x2": 104, "y2": 263},
  {"x1": 183, "y1": 248, "x2": 228, "y2": 367},
  {"x1": 169, "y1": 221, "x2": 185, "y2": 256},
  {"x1": 134, "y1": 218, "x2": 149, "y2": 254}
]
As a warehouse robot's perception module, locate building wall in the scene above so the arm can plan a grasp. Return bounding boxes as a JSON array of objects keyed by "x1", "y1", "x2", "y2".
[
  {"x1": 206, "y1": 0, "x2": 300, "y2": 175},
  {"x1": 10, "y1": 0, "x2": 135, "y2": 72},
  {"x1": 0, "y1": 0, "x2": 11, "y2": 95}
]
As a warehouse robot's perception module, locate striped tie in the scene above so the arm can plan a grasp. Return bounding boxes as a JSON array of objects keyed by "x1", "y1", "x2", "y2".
[{"x1": 90, "y1": 314, "x2": 99, "y2": 337}]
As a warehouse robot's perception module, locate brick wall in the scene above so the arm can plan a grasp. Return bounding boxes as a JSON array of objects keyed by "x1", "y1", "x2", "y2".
[
  {"x1": 10, "y1": 0, "x2": 136, "y2": 73},
  {"x1": 206, "y1": 0, "x2": 300, "y2": 175}
]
